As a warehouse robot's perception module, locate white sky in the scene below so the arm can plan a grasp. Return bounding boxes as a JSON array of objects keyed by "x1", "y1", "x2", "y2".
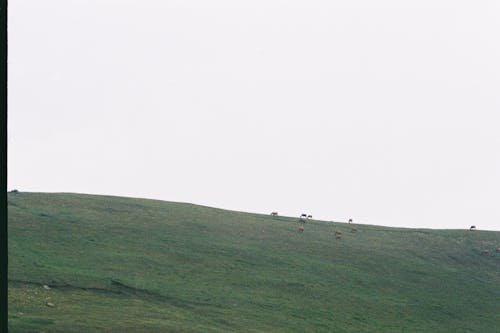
[{"x1": 8, "y1": 0, "x2": 500, "y2": 230}]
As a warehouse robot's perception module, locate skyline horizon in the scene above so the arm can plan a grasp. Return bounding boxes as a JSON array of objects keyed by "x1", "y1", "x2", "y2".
[{"x1": 7, "y1": 189, "x2": 500, "y2": 232}]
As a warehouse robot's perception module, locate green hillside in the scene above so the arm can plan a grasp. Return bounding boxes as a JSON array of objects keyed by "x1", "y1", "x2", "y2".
[{"x1": 7, "y1": 192, "x2": 500, "y2": 332}]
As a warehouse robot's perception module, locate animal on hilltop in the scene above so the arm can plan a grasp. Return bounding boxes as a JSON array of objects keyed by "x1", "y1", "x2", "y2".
[
  {"x1": 271, "y1": 212, "x2": 278, "y2": 217},
  {"x1": 470, "y1": 225, "x2": 476, "y2": 231},
  {"x1": 307, "y1": 215, "x2": 312, "y2": 219},
  {"x1": 348, "y1": 218, "x2": 353, "y2": 224}
]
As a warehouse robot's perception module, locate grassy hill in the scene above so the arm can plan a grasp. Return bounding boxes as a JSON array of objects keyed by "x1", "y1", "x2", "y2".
[{"x1": 7, "y1": 192, "x2": 500, "y2": 332}]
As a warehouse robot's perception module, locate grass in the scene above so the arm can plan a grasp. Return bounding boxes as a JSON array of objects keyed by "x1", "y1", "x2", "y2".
[{"x1": 7, "y1": 192, "x2": 500, "y2": 332}]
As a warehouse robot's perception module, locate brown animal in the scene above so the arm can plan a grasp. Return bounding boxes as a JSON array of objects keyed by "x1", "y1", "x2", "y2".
[
  {"x1": 271, "y1": 212, "x2": 278, "y2": 216},
  {"x1": 335, "y1": 230, "x2": 342, "y2": 235},
  {"x1": 481, "y1": 250, "x2": 489, "y2": 255},
  {"x1": 496, "y1": 247, "x2": 500, "y2": 253},
  {"x1": 350, "y1": 227, "x2": 357, "y2": 233},
  {"x1": 298, "y1": 226, "x2": 305, "y2": 232},
  {"x1": 348, "y1": 218, "x2": 353, "y2": 224}
]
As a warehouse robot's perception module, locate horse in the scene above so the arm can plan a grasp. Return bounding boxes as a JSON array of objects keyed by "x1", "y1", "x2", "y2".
[
  {"x1": 470, "y1": 225, "x2": 476, "y2": 231},
  {"x1": 271, "y1": 212, "x2": 278, "y2": 216},
  {"x1": 307, "y1": 215, "x2": 312, "y2": 219}
]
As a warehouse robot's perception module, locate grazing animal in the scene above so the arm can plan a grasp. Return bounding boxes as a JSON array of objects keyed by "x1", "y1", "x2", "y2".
[
  {"x1": 335, "y1": 230, "x2": 342, "y2": 235},
  {"x1": 481, "y1": 250, "x2": 489, "y2": 255},
  {"x1": 298, "y1": 226, "x2": 305, "y2": 232},
  {"x1": 271, "y1": 212, "x2": 278, "y2": 216},
  {"x1": 307, "y1": 215, "x2": 312, "y2": 219},
  {"x1": 470, "y1": 225, "x2": 476, "y2": 231},
  {"x1": 348, "y1": 218, "x2": 353, "y2": 224},
  {"x1": 301, "y1": 214, "x2": 307, "y2": 218},
  {"x1": 350, "y1": 227, "x2": 357, "y2": 233},
  {"x1": 496, "y1": 247, "x2": 500, "y2": 253}
]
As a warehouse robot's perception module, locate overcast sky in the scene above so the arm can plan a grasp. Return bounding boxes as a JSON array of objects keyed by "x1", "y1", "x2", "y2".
[{"x1": 8, "y1": 0, "x2": 500, "y2": 230}]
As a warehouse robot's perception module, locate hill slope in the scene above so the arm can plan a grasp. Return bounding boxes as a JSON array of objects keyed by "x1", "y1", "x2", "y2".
[{"x1": 8, "y1": 192, "x2": 500, "y2": 332}]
